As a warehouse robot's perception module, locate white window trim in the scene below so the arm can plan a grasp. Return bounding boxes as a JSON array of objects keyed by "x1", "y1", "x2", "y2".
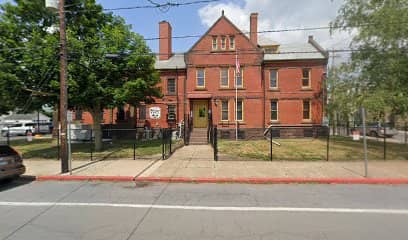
[
  {"x1": 229, "y1": 36, "x2": 235, "y2": 50},
  {"x1": 270, "y1": 100, "x2": 279, "y2": 121},
  {"x1": 221, "y1": 100, "x2": 229, "y2": 121},
  {"x1": 212, "y1": 37, "x2": 218, "y2": 50},
  {"x1": 196, "y1": 68, "x2": 206, "y2": 88},
  {"x1": 221, "y1": 36, "x2": 226, "y2": 50},
  {"x1": 270, "y1": 69, "x2": 279, "y2": 89},
  {"x1": 302, "y1": 68, "x2": 312, "y2": 88},
  {"x1": 235, "y1": 99, "x2": 244, "y2": 122},
  {"x1": 302, "y1": 100, "x2": 311, "y2": 120},
  {"x1": 234, "y1": 68, "x2": 244, "y2": 88},
  {"x1": 220, "y1": 67, "x2": 229, "y2": 88}
]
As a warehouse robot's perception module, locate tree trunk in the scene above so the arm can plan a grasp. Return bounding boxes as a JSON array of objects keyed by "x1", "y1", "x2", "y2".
[{"x1": 90, "y1": 108, "x2": 103, "y2": 152}]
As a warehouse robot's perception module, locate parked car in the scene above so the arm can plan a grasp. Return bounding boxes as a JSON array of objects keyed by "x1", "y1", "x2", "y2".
[
  {"x1": 1, "y1": 122, "x2": 35, "y2": 137},
  {"x1": 0, "y1": 145, "x2": 25, "y2": 180},
  {"x1": 356, "y1": 122, "x2": 399, "y2": 138}
]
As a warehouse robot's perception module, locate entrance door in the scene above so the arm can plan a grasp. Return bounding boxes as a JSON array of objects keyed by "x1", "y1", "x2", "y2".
[{"x1": 193, "y1": 100, "x2": 208, "y2": 128}]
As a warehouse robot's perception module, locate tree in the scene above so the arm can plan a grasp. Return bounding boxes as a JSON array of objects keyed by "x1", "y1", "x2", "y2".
[
  {"x1": 331, "y1": 0, "x2": 408, "y2": 120},
  {"x1": 66, "y1": 1, "x2": 161, "y2": 150},
  {"x1": 0, "y1": 0, "x2": 161, "y2": 151}
]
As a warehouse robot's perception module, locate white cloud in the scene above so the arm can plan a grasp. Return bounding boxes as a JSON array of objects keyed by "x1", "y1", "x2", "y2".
[{"x1": 198, "y1": 0, "x2": 353, "y2": 63}]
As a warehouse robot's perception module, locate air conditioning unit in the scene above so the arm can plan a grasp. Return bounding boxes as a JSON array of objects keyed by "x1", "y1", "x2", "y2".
[{"x1": 167, "y1": 113, "x2": 176, "y2": 120}]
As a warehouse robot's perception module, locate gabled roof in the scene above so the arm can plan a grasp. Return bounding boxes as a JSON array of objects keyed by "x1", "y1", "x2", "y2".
[
  {"x1": 155, "y1": 54, "x2": 186, "y2": 69},
  {"x1": 187, "y1": 14, "x2": 259, "y2": 53}
]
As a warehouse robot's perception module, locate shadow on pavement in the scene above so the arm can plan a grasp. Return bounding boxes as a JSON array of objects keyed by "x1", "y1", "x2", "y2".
[{"x1": 0, "y1": 176, "x2": 35, "y2": 192}]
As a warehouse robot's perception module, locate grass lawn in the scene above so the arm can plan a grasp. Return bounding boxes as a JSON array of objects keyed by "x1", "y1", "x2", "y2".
[
  {"x1": 218, "y1": 136, "x2": 408, "y2": 161},
  {"x1": 9, "y1": 138, "x2": 173, "y2": 160}
]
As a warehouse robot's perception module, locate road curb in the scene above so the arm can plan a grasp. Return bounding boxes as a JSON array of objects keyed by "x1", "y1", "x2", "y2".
[
  {"x1": 31, "y1": 175, "x2": 408, "y2": 184},
  {"x1": 135, "y1": 177, "x2": 408, "y2": 184},
  {"x1": 36, "y1": 175, "x2": 135, "y2": 182}
]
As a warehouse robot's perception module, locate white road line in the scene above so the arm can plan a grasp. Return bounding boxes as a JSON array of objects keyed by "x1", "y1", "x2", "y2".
[{"x1": 1, "y1": 201, "x2": 408, "y2": 215}]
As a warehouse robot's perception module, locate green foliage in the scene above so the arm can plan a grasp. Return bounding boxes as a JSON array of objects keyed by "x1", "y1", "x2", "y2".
[
  {"x1": 331, "y1": 0, "x2": 408, "y2": 118},
  {"x1": 0, "y1": 0, "x2": 161, "y2": 114}
]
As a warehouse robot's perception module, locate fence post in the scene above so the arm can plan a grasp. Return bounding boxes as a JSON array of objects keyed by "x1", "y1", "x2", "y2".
[
  {"x1": 214, "y1": 127, "x2": 218, "y2": 161},
  {"x1": 134, "y1": 129, "x2": 137, "y2": 160},
  {"x1": 326, "y1": 126, "x2": 330, "y2": 161},
  {"x1": 7, "y1": 127, "x2": 10, "y2": 146},
  {"x1": 383, "y1": 125, "x2": 386, "y2": 161},
  {"x1": 90, "y1": 128, "x2": 93, "y2": 161},
  {"x1": 57, "y1": 128, "x2": 60, "y2": 160},
  {"x1": 161, "y1": 129, "x2": 165, "y2": 160},
  {"x1": 405, "y1": 122, "x2": 407, "y2": 145},
  {"x1": 169, "y1": 129, "x2": 172, "y2": 154},
  {"x1": 270, "y1": 128, "x2": 273, "y2": 161}
]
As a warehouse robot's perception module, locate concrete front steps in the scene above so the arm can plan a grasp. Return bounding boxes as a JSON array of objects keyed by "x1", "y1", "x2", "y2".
[{"x1": 189, "y1": 128, "x2": 208, "y2": 145}]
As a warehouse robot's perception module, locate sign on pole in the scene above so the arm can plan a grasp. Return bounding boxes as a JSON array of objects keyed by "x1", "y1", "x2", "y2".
[{"x1": 45, "y1": 0, "x2": 59, "y2": 11}]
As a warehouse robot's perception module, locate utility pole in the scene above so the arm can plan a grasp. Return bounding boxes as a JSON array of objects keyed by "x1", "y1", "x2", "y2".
[{"x1": 59, "y1": 0, "x2": 68, "y2": 173}]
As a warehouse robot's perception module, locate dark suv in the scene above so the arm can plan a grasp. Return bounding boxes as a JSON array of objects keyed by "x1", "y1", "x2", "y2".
[{"x1": 0, "y1": 145, "x2": 26, "y2": 180}]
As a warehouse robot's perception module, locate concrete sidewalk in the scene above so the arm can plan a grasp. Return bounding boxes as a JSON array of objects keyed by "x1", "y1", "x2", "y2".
[
  {"x1": 148, "y1": 145, "x2": 408, "y2": 179},
  {"x1": 23, "y1": 145, "x2": 408, "y2": 181}
]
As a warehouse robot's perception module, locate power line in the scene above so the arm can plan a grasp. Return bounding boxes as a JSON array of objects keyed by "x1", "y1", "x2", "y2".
[
  {"x1": 66, "y1": 0, "x2": 221, "y2": 13},
  {"x1": 143, "y1": 21, "x2": 408, "y2": 41}
]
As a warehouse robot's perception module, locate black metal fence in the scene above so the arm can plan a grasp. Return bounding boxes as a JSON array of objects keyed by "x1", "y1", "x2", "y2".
[
  {"x1": 0, "y1": 126, "x2": 184, "y2": 161},
  {"x1": 211, "y1": 122, "x2": 408, "y2": 161}
]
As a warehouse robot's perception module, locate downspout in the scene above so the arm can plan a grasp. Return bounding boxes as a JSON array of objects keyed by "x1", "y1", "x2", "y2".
[
  {"x1": 262, "y1": 60, "x2": 266, "y2": 131},
  {"x1": 176, "y1": 67, "x2": 179, "y2": 124}
]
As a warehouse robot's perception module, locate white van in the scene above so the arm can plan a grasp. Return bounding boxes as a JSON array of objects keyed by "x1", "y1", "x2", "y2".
[{"x1": 1, "y1": 122, "x2": 35, "y2": 136}]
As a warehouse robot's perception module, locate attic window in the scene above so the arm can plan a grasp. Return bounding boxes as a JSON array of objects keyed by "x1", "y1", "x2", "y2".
[
  {"x1": 264, "y1": 46, "x2": 279, "y2": 54},
  {"x1": 221, "y1": 36, "x2": 226, "y2": 50},
  {"x1": 229, "y1": 36, "x2": 235, "y2": 49},
  {"x1": 212, "y1": 36, "x2": 217, "y2": 50}
]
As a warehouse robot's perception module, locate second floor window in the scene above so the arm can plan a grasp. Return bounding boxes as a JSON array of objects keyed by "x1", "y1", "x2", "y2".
[
  {"x1": 235, "y1": 68, "x2": 243, "y2": 88},
  {"x1": 197, "y1": 69, "x2": 205, "y2": 88},
  {"x1": 212, "y1": 37, "x2": 217, "y2": 50},
  {"x1": 270, "y1": 69, "x2": 278, "y2": 88},
  {"x1": 229, "y1": 36, "x2": 235, "y2": 49},
  {"x1": 271, "y1": 100, "x2": 278, "y2": 121},
  {"x1": 302, "y1": 69, "x2": 311, "y2": 87},
  {"x1": 167, "y1": 78, "x2": 175, "y2": 94},
  {"x1": 221, "y1": 100, "x2": 229, "y2": 121},
  {"x1": 220, "y1": 68, "x2": 229, "y2": 87},
  {"x1": 303, "y1": 100, "x2": 311, "y2": 120},
  {"x1": 221, "y1": 36, "x2": 226, "y2": 49}
]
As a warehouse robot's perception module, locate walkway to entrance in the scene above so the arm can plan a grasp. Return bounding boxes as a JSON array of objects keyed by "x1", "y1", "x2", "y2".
[{"x1": 168, "y1": 145, "x2": 213, "y2": 161}]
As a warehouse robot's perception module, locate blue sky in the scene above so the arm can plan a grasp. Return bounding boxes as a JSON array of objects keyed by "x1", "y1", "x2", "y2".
[{"x1": 1, "y1": 0, "x2": 349, "y2": 60}]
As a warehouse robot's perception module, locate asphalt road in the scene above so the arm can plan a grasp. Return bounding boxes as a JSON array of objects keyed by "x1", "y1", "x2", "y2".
[{"x1": 1, "y1": 179, "x2": 408, "y2": 240}]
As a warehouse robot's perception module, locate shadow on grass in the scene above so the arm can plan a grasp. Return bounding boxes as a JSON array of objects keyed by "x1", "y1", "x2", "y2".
[{"x1": 10, "y1": 138, "x2": 165, "y2": 160}]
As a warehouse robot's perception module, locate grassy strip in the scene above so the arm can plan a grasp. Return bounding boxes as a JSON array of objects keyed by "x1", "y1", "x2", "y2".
[
  {"x1": 9, "y1": 138, "x2": 172, "y2": 159},
  {"x1": 218, "y1": 136, "x2": 408, "y2": 161}
]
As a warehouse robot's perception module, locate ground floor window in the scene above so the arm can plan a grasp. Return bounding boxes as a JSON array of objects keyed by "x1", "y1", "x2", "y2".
[
  {"x1": 236, "y1": 99, "x2": 243, "y2": 121},
  {"x1": 168, "y1": 105, "x2": 176, "y2": 120},
  {"x1": 271, "y1": 100, "x2": 278, "y2": 121},
  {"x1": 303, "y1": 100, "x2": 311, "y2": 120},
  {"x1": 221, "y1": 100, "x2": 229, "y2": 121}
]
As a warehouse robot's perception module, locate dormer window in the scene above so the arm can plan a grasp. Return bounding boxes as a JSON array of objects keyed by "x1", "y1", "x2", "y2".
[
  {"x1": 229, "y1": 36, "x2": 235, "y2": 49},
  {"x1": 212, "y1": 36, "x2": 217, "y2": 50},
  {"x1": 221, "y1": 36, "x2": 226, "y2": 50}
]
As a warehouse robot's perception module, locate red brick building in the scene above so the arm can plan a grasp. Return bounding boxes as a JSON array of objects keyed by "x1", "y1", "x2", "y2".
[{"x1": 79, "y1": 12, "x2": 328, "y2": 139}]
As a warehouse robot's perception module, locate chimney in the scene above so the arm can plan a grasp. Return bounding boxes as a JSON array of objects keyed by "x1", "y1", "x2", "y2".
[
  {"x1": 250, "y1": 13, "x2": 258, "y2": 45},
  {"x1": 159, "y1": 21, "x2": 172, "y2": 60}
]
